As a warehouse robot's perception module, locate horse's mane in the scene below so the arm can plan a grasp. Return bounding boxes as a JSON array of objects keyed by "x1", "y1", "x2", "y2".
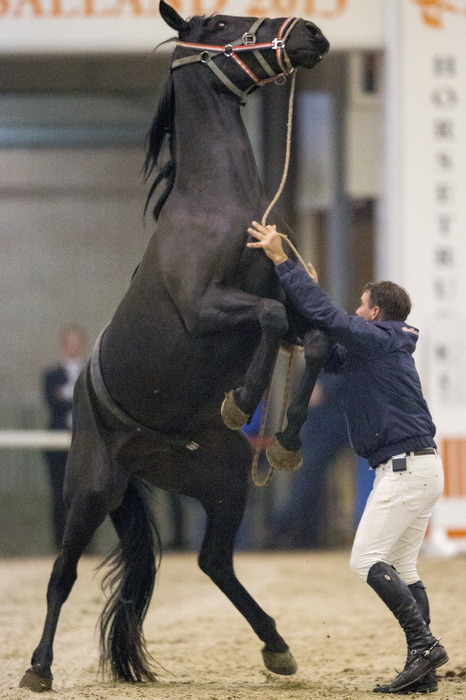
[
  {"x1": 143, "y1": 73, "x2": 176, "y2": 221},
  {"x1": 144, "y1": 16, "x2": 212, "y2": 220}
]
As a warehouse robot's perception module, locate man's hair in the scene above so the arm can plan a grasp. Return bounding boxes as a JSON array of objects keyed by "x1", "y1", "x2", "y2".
[{"x1": 363, "y1": 281, "x2": 412, "y2": 322}]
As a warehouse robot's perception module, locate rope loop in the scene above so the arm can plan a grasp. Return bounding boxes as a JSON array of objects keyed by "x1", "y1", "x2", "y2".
[{"x1": 251, "y1": 387, "x2": 274, "y2": 487}]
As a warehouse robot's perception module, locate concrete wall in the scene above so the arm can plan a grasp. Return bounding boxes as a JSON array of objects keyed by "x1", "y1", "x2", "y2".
[
  {"x1": 0, "y1": 145, "x2": 157, "y2": 554},
  {"x1": 0, "y1": 146, "x2": 149, "y2": 414}
]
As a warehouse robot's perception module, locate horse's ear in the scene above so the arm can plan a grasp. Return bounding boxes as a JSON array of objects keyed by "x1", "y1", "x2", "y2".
[{"x1": 159, "y1": 1, "x2": 188, "y2": 32}]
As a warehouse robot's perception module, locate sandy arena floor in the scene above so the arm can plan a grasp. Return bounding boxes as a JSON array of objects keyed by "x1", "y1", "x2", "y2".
[{"x1": 0, "y1": 551, "x2": 465, "y2": 699}]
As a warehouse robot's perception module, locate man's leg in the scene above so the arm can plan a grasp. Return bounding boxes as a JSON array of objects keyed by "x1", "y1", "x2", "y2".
[
  {"x1": 368, "y1": 562, "x2": 447, "y2": 692},
  {"x1": 349, "y1": 457, "x2": 446, "y2": 693},
  {"x1": 405, "y1": 582, "x2": 438, "y2": 693},
  {"x1": 373, "y1": 519, "x2": 439, "y2": 693}
]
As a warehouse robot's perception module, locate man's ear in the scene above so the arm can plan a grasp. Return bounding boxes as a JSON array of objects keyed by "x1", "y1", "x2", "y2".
[
  {"x1": 159, "y1": 1, "x2": 188, "y2": 32},
  {"x1": 372, "y1": 305, "x2": 382, "y2": 321}
]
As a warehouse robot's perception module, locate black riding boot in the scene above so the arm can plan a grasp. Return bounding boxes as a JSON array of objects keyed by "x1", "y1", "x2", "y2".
[
  {"x1": 374, "y1": 579, "x2": 439, "y2": 694},
  {"x1": 406, "y1": 582, "x2": 438, "y2": 693},
  {"x1": 367, "y1": 562, "x2": 448, "y2": 693}
]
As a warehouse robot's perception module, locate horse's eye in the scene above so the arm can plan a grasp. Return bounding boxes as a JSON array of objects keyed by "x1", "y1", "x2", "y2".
[{"x1": 215, "y1": 21, "x2": 226, "y2": 31}]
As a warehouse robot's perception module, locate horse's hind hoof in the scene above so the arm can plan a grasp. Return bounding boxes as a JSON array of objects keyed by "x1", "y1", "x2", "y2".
[
  {"x1": 266, "y1": 436, "x2": 303, "y2": 471},
  {"x1": 221, "y1": 391, "x2": 250, "y2": 430},
  {"x1": 262, "y1": 647, "x2": 298, "y2": 675},
  {"x1": 19, "y1": 667, "x2": 53, "y2": 692}
]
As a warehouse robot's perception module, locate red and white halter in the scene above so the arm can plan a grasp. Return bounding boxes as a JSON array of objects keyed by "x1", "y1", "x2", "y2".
[{"x1": 171, "y1": 16, "x2": 300, "y2": 104}]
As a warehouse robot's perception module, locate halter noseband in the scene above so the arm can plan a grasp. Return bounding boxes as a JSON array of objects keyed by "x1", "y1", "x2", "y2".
[{"x1": 171, "y1": 16, "x2": 300, "y2": 104}]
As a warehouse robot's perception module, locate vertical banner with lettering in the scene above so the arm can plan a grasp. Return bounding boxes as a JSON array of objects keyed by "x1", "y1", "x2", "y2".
[{"x1": 383, "y1": 0, "x2": 466, "y2": 551}]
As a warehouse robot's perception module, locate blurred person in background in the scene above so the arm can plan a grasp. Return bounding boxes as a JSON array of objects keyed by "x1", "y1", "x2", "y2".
[
  {"x1": 267, "y1": 371, "x2": 354, "y2": 549},
  {"x1": 42, "y1": 325, "x2": 88, "y2": 550}
]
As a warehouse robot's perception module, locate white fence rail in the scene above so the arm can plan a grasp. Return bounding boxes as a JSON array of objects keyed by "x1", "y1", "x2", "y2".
[{"x1": 0, "y1": 430, "x2": 71, "y2": 450}]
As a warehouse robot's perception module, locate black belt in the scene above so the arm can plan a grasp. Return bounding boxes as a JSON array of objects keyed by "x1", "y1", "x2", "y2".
[
  {"x1": 411, "y1": 448, "x2": 437, "y2": 457},
  {"x1": 377, "y1": 447, "x2": 437, "y2": 469}
]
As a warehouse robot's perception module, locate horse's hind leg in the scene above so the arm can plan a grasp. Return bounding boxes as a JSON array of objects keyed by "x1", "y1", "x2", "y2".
[
  {"x1": 267, "y1": 328, "x2": 329, "y2": 470},
  {"x1": 199, "y1": 500, "x2": 297, "y2": 675},
  {"x1": 195, "y1": 436, "x2": 297, "y2": 675},
  {"x1": 19, "y1": 491, "x2": 109, "y2": 692}
]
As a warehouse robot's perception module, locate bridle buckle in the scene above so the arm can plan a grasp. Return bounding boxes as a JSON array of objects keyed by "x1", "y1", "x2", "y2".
[
  {"x1": 272, "y1": 38, "x2": 284, "y2": 50},
  {"x1": 224, "y1": 44, "x2": 233, "y2": 57},
  {"x1": 242, "y1": 32, "x2": 256, "y2": 46}
]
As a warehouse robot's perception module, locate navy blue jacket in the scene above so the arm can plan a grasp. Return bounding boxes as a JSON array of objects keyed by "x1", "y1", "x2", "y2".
[
  {"x1": 276, "y1": 260, "x2": 436, "y2": 467},
  {"x1": 43, "y1": 366, "x2": 72, "y2": 430}
]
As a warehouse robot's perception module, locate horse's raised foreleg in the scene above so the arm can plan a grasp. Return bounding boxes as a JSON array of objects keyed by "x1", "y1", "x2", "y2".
[
  {"x1": 197, "y1": 461, "x2": 297, "y2": 676},
  {"x1": 266, "y1": 328, "x2": 329, "y2": 470},
  {"x1": 218, "y1": 297, "x2": 289, "y2": 429},
  {"x1": 19, "y1": 492, "x2": 109, "y2": 692}
]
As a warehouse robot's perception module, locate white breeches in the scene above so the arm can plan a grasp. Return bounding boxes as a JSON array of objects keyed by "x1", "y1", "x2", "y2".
[{"x1": 350, "y1": 452, "x2": 444, "y2": 584}]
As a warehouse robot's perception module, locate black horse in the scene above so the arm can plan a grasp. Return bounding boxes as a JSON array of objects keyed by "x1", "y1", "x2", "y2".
[{"x1": 19, "y1": 2, "x2": 329, "y2": 691}]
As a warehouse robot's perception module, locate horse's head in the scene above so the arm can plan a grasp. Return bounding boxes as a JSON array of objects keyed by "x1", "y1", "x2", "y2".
[{"x1": 159, "y1": 1, "x2": 329, "y2": 101}]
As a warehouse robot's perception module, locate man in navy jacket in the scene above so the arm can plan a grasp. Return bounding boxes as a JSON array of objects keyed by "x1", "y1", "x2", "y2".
[
  {"x1": 247, "y1": 221, "x2": 447, "y2": 695},
  {"x1": 43, "y1": 326, "x2": 87, "y2": 550}
]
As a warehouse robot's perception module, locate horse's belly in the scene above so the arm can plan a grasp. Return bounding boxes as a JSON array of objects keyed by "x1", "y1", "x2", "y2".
[{"x1": 100, "y1": 318, "x2": 259, "y2": 433}]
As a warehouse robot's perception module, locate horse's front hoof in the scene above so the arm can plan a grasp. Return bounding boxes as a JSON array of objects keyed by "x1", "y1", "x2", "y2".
[
  {"x1": 221, "y1": 391, "x2": 250, "y2": 430},
  {"x1": 266, "y1": 436, "x2": 303, "y2": 471},
  {"x1": 262, "y1": 647, "x2": 298, "y2": 675},
  {"x1": 19, "y1": 666, "x2": 53, "y2": 693}
]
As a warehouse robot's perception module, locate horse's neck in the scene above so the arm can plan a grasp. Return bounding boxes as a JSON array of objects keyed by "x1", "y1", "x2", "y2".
[{"x1": 172, "y1": 71, "x2": 263, "y2": 200}]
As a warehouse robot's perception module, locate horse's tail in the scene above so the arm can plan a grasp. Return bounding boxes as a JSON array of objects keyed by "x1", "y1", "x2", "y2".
[{"x1": 98, "y1": 475, "x2": 162, "y2": 682}]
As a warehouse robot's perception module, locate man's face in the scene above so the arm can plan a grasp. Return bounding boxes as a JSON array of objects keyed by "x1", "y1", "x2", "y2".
[
  {"x1": 62, "y1": 332, "x2": 85, "y2": 360},
  {"x1": 356, "y1": 290, "x2": 378, "y2": 322}
]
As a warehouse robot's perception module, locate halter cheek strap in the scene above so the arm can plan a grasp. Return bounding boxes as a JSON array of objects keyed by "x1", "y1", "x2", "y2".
[{"x1": 171, "y1": 16, "x2": 299, "y2": 104}]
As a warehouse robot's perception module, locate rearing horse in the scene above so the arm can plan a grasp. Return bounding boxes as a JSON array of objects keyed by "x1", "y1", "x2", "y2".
[{"x1": 19, "y1": 2, "x2": 329, "y2": 692}]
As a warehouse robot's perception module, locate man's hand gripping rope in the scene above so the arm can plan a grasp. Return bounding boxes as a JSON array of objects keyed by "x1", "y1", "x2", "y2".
[{"x1": 247, "y1": 221, "x2": 318, "y2": 282}]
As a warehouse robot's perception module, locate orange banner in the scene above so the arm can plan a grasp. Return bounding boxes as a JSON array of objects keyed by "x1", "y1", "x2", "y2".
[
  {"x1": 441, "y1": 438, "x2": 466, "y2": 498},
  {"x1": 414, "y1": 0, "x2": 466, "y2": 29},
  {"x1": 0, "y1": 0, "x2": 383, "y2": 54},
  {"x1": 0, "y1": 0, "x2": 349, "y2": 20}
]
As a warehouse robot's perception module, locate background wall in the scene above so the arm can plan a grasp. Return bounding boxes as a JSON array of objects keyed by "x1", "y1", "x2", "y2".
[{"x1": 0, "y1": 147, "x2": 148, "y2": 408}]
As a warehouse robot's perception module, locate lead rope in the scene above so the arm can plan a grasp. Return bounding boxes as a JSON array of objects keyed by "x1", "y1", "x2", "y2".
[
  {"x1": 261, "y1": 69, "x2": 295, "y2": 229},
  {"x1": 261, "y1": 70, "x2": 310, "y2": 274},
  {"x1": 251, "y1": 71, "x2": 307, "y2": 487}
]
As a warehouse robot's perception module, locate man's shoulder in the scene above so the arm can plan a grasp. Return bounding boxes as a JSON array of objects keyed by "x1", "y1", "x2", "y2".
[
  {"x1": 400, "y1": 322, "x2": 419, "y2": 336},
  {"x1": 373, "y1": 319, "x2": 418, "y2": 333},
  {"x1": 372, "y1": 320, "x2": 419, "y2": 352}
]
